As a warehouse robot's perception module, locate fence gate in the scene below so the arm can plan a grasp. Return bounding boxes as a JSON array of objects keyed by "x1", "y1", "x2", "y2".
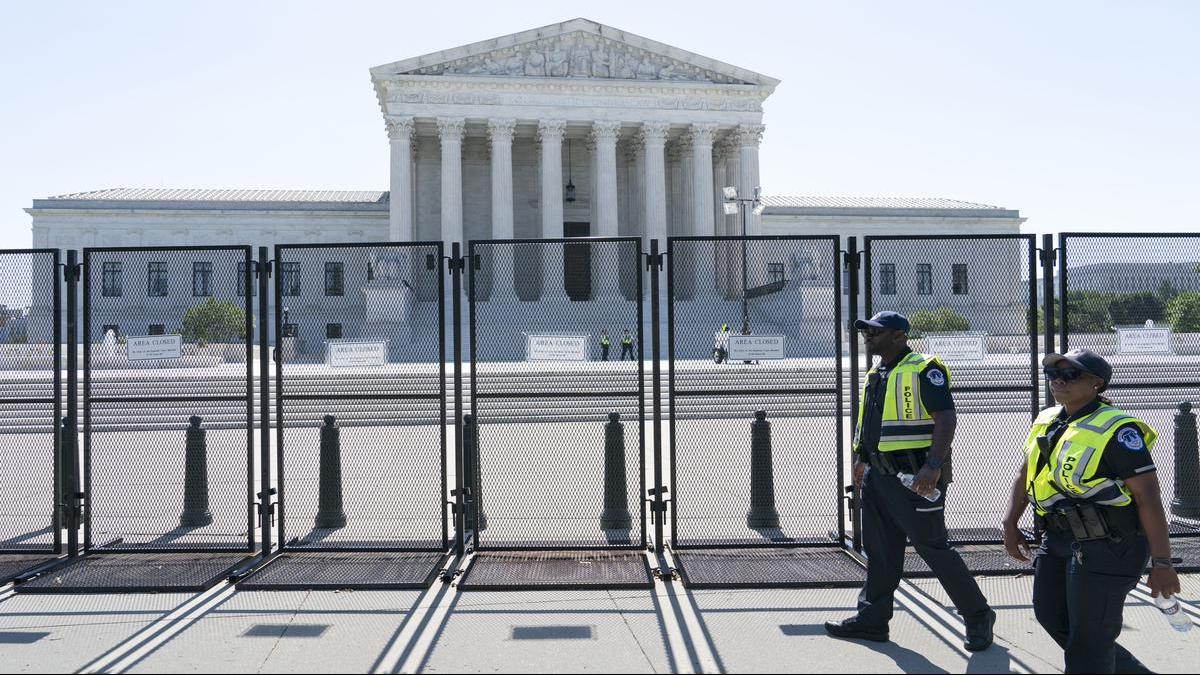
[
  {"x1": 0, "y1": 250, "x2": 61, "y2": 583},
  {"x1": 459, "y1": 238, "x2": 650, "y2": 590},
  {"x1": 666, "y1": 235, "x2": 862, "y2": 588},
  {"x1": 862, "y1": 234, "x2": 1038, "y2": 576},
  {"x1": 20, "y1": 246, "x2": 257, "y2": 593},
  {"x1": 1060, "y1": 233, "x2": 1200, "y2": 570},
  {"x1": 239, "y1": 242, "x2": 449, "y2": 590}
]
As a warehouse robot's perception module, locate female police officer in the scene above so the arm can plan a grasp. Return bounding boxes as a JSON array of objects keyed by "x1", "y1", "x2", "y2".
[{"x1": 1002, "y1": 348, "x2": 1181, "y2": 674}]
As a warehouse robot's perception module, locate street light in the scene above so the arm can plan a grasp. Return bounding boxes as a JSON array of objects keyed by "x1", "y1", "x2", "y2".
[{"x1": 722, "y1": 186, "x2": 763, "y2": 336}]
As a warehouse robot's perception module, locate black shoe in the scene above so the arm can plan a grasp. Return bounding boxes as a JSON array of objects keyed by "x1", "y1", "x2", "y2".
[
  {"x1": 824, "y1": 617, "x2": 889, "y2": 642},
  {"x1": 963, "y1": 609, "x2": 996, "y2": 652}
]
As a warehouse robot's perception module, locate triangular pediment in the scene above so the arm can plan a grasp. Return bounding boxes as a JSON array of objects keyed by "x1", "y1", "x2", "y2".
[{"x1": 370, "y1": 18, "x2": 778, "y2": 87}]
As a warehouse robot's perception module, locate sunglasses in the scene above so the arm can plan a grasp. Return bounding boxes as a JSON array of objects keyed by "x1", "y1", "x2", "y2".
[
  {"x1": 1043, "y1": 367, "x2": 1086, "y2": 382},
  {"x1": 858, "y1": 328, "x2": 886, "y2": 337}
]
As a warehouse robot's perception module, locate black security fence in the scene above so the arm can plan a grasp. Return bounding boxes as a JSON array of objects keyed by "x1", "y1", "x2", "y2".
[
  {"x1": 668, "y1": 236, "x2": 845, "y2": 548},
  {"x1": 0, "y1": 250, "x2": 60, "y2": 555},
  {"x1": 863, "y1": 235, "x2": 1039, "y2": 549},
  {"x1": 272, "y1": 243, "x2": 448, "y2": 552},
  {"x1": 1060, "y1": 234, "x2": 1200, "y2": 539},
  {"x1": 81, "y1": 246, "x2": 256, "y2": 552},
  {"x1": 467, "y1": 238, "x2": 645, "y2": 550}
]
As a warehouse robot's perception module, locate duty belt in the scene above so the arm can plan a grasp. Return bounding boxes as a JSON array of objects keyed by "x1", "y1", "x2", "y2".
[
  {"x1": 867, "y1": 449, "x2": 927, "y2": 476},
  {"x1": 1039, "y1": 503, "x2": 1139, "y2": 542}
]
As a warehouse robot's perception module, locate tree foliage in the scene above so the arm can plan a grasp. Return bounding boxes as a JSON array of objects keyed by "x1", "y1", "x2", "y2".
[
  {"x1": 909, "y1": 307, "x2": 970, "y2": 337},
  {"x1": 180, "y1": 298, "x2": 247, "y2": 345},
  {"x1": 1167, "y1": 292, "x2": 1200, "y2": 333}
]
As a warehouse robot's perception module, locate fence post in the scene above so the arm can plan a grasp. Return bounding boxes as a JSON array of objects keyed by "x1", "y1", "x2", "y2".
[
  {"x1": 463, "y1": 414, "x2": 486, "y2": 531},
  {"x1": 1171, "y1": 401, "x2": 1200, "y2": 519},
  {"x1": 601, "y1": 412, "x2": 632, "y2": 529},
  {"x1": 747, "y1": 410, "x2": 780, "y2": 529},
  {"x1": 180, "y1": 415, "x2": 213, "y2": 527},
  {"x1": 316, "y1": 415, "x2": 347, "y2": 529}
]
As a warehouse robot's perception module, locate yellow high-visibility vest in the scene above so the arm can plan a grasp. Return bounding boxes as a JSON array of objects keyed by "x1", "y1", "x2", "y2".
[
  {"x1": 854, "y1": 352, "x2": 950, "y2": 453},
  {"x1": 1024, "y1": 404, "x2": 1156, "y2": 516}
]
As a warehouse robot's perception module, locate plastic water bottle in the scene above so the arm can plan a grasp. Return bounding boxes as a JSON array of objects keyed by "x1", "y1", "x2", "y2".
[
  {"x1": 897, "y1": 472, "x2": 941, "y2": 502},
  {"x1": 1154, "y1": 595, "x2": 1194, "y2": 633}
]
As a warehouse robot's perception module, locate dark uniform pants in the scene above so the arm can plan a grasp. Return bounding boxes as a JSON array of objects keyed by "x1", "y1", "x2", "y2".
[
  {"x1": 1033, "y1": 530, "x2": 1151, "y2": 674},
  {"x1": 601, "y1": 344, "x2": 609, "y2": 361},
  {"x1": 620, "y1": 343, "x2": 634, "y2": 360},
  {"x1": 856, "y1": 468, "x2": 989, "y2": 627}
]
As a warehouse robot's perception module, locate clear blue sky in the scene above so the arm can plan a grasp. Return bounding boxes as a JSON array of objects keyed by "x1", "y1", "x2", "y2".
[{"x1": 1, "y1": 1, "x2": 1197, "y2": 250}]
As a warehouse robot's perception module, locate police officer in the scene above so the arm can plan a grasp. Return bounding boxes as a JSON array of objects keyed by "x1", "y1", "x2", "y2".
[
  {"x1": 620, "y1": 329, "x2": 635, "y2": 361},
  {"x1": 599, "y1": 329, "x2": 611, "y2": 361},
  {"x1": 1002, "y1": 349, "x2": 1180, "y2": 674},
  {"x1": 826, "y1": 311, "x2": 995, "y2": 651}
]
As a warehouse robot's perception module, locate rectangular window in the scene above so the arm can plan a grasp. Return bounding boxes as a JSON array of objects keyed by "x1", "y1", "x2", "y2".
[
  {"x1": 880, "y1": 263, "x2": 897, "y2": 296},
  {"x1": 147, "y1": 262, "x2": 168, "y2": 297},
  {"x1": 325, "y1": 262, "x2": 345, "y2": 296},
  {"x1": 192, "y1": 262, "x2": 213, "y2": 297},
  {"x1": 237, "y1": 262, "x2": 256, "y2": 296},
  {"x1": 916, "y1": 264, "x2": 932, "y2": 295},
  {"x1": 148, "y1": 324, "x2": 165, "y2": 336},
  {"x1": 101, "y1": 262, "x2": 122, "y2": 297},
  {"x1": 952, "y1": 264, "x2": 969, "y2": 295},
  {"x1": 281, "y1": 263, "x2": 301, "y2": 297},
  {"x1": 326, "y1": 323, "x2": 343, "y2": 339},
  {"x1": 767, "y1": 263, "x2": 785, "y2": 286}
]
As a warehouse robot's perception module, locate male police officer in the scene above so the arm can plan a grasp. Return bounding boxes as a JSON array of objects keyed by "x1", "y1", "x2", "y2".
[
  {"x1": 599, "y1": 329, "x2": 611, "y2": 361},
  {"x1": 620, "y1": 329, "x2": 635, "y2": 361},
  {"x1": 826, "y1": 311, "x2": 995, "y2": 650}
]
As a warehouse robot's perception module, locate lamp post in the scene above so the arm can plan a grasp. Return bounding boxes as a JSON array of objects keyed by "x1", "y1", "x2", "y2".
[{"x1": 722, "y1": 186, "x2": 764, "y2": 335}]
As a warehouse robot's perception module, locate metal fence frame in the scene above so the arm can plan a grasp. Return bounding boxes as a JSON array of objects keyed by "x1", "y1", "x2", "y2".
[{"x1": 667, "y1": 234, "x2": 845, "y2": 550}]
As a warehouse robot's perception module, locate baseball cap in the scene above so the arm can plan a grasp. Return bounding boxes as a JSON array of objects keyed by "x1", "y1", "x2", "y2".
[
  {"x1": 1042, "y1": 349, "x2": 1112, "y2": 386},
  {"x1": 854, "y1": 311, "x2": 910, "y2": 334}
]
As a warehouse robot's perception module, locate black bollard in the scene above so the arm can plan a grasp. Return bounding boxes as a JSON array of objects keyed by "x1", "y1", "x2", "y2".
[
  {"x1": 1171, "y1": 401, "x2": 1200, "y2": 519},
  {"x1": 463, "y1": 414, "x2": 486, "y2": 530},
  {"x1": 600, "y1": 412, "x2": 633, "y2": 529},
  {"x1": 180, "y1": 416, "x2": 213, "y2": 527},
  {"x1": 747, "y1": 410, "x2": 780, "y2": 529},
  {"x1": 316, "y1": 415, "x2": 347, "y2": 529}
]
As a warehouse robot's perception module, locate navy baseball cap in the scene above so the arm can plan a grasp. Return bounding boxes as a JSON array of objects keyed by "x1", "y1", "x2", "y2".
[
  {"x1": 1043, "y1": 349, "x2": 1112, "y2": 386},
  {"x1": 854, "y1": 311, "x2": 910, "y2": 333}
]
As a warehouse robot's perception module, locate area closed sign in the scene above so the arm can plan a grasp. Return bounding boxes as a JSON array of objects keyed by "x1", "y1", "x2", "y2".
[
  {"x1": 728, "y1": 335, "x2": 786, "y2": 360},
  {"x1": 327, "y1": 341, "x2": 389, "y2": 367}
]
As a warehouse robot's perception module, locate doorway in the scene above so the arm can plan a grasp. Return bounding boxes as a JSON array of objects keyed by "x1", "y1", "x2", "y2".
[{"x1": 564, "y1": 222, "x2": 591, "y2": 301}]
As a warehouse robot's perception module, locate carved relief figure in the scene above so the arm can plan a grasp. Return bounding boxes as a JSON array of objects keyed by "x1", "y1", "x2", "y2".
[
  {"x1": 569, "y1": 37, "x2": 592, "y2": 77},
  {"x1": 613, "y1": 51, "x2": 636, "y2": 79},
  {"x1": 636, "y1": 57, "x2": 659, "y2": 80},
  {"x1": 591, "y1": 45, "x2": 611, "y2": 77},
  {"x1": 546, "y1": 41, "x2": 569, "y2": 77},
  {"x1": 502, "y1": 53, "x2": 525, "y2": 75},
  {"x1": 524, "y1": 50, "x2": 546, "y2": 77}
]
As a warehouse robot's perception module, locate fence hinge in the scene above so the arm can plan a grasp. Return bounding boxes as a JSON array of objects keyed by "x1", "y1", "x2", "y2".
[
  {"x1": 63, "y1": 263, "x2": 81, "y2": 283},
  {"x1": 447, "y1": 256, "x2": 466, "y2": 272},
  {"x1": 255, "y1": 260, "x2": 272, "y2": 278},
  {"x1": 645, "y1": 252, "x2": 664, "y2": 272},
  {"x1": 1037, "y1": 247, "x2": 1060, "y2": 267},
  {"x1": 647, "y1": 486, "x2": 668, "y2": 497},
  {"x1": 841, "y1": 250, "x2": 861, "y2": 270}
]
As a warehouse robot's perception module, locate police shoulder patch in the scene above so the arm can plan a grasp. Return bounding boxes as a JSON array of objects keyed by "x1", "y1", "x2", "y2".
[
  {"x1": 926, "y1": 368, "x2": 947, "y2": 387},
  {"x1": 1117, "y1": 426, "x2": 1146, "y2": 451}
]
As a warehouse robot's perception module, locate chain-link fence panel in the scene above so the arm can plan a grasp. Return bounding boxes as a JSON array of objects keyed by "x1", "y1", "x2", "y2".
[
  {"x1": 274, "y1": 243, "x2": 446, "y2": 551},
  {"x1": 468, "y1": 239, "x2": 644, "y2": 549},
  {"x1": 1061, "y1": 234, "x2": 1200, "y2": 537},
  {"x1": 864, "y1": 235, "x2": 1038, "y2": 543},
  {"x1": 669, "y1": 236, "x2": 844, "y2": 548},
  {"x1": 0, "y1": 250, "x2": 60, "y2": 553},
  {"x1": 82, "y1": 247, "x2": 254, "y2": 551}
]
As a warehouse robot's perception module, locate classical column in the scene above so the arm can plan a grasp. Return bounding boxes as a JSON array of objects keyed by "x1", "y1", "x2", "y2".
[
  {"x1": 623, "y1": 139, "x2": 645, "y2": 301},
  {"x1": 640, "y1": 122, "x2": 670, "y2": 246},
  {"x1": 590, "y1": 121, "x2": 622, "y2": 299},
  {"x1": 487, "y1": 118, "x2": 517, "y2": 301},
  {"x1": 674, "y1": 135, "x2": 696, "y2": 299},
  {"x1": 386, "y1": 116, "x2": 415, "y2": 243},
  {"x1": 737, "y1": 124, "x2": 765, "y2": 236},
  {"x1": 723, "y1": 136, "x2": 743, "y2": 300},
  {"x1": 437, "y1": 117, "x2": 465, "y2": 246},
  {"x1": 712, "y1": 139, "x2": 730, "y2": 298},
  {"x1": 691, "y1": 123, "x2": 718, "y2": 297},
  {"x1": 538, "y1": 120, "x2": 567, "y2": 300}
]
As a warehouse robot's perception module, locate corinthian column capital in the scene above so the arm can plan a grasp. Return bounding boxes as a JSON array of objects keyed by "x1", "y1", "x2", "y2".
[
  {"x1": 639, "y1": 121, "x2": 670, "y2": 146},
  {"x1": 590, "y1": 120, "x2": 622, "y2": 144},
  {"x1": 736, "y1": 123, "x2": 765, "y2": 147},
  {"x1": 487, "y1": 118, "x2": 517, "y2": 144},
  {"x1": 690, "y1": 122, "x2": 719, "y2": 147},
  {"x1": 537, "y1": 119, "x2": 567, "y2": 143},
  {"x1": 385, "y1": 115, "x2": 415, "y2": 141},
  {"x1": 436, "y1": 116, "x2": 466, "y2": 142}
]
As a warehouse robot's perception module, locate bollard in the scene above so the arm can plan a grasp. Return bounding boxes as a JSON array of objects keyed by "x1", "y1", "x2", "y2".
[
  {"x1": 600, "y1": 412, "x2": 633, "y2": 529},
  {"x1": 1171, "y1": 401, "x2": 1200, "y2": 519},
  {"x1": 747, "y1": 410, "x2": 780, "y2": 529},
  {"x1": 463, "y1": 415, "x2": 487, "y2": 530},
  {"x1": 316, "y1": 415, "x2": 347, "y2": 529},
  {"x1": 180, "y1": 416, "x2": 213, "y2": 527}
]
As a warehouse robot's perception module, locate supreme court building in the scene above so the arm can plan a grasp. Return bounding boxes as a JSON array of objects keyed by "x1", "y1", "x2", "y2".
[{"x1": 26, "y1": 19, "x2": 1026, "y2": 356}]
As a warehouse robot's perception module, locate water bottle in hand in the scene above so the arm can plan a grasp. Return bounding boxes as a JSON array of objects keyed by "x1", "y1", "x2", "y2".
[
  {"x1": 1154, "y1": 594, "x2": 1193, "y2": 633},
  {"x1": 897, "y1": 472, "x2": 941, "y2": 503}
]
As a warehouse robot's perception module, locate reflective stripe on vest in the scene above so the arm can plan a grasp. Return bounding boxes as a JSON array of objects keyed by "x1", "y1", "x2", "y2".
[
  {"x1": 1024, "y1": 404, "x2": 1157, "y2": 516},
  {"x1": 854, "y1": 352, "x2": 950, "y2": 453}
]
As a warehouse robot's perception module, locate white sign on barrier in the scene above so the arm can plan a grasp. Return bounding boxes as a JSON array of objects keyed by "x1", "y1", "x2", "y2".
[
  {"x1": 1117, "y1": 327, "x2": 1173, "y2": 355},
  {"x1": 327, "y1": 340, "x2": 389, "y2": 367},
  {"x1": 526, "y1": 334, "x2": 590, "y2": 361},
  {"x1": 924, "y1": 333, "x2": 986, "y2": 361},
  {"x1": 127, "y1": 334, "x2": 183, "y2": 361},
  {"x1": 728, "y1": 335, "x2": 786, "y2": 361}
]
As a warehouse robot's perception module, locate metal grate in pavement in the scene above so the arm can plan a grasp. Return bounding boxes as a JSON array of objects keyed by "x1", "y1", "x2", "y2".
[
  {"x1": 459, "y1": 550, "x2": 652, "y2": 591},
  {"x1": 237, "y1": 551, "x2": 445, "y2": 590},
  {"x1": 904, "y1": 545, "x2": 1032, "y2": 578},
  {"x1": 15, "y1": 552, "x2": 252, "y2": 593},
  {"x1": 674, "y1": 547, "x2": 866, "y2": 589},
  {"x1": 0, "y1": 555, "x2": 60, "y2": 584}
]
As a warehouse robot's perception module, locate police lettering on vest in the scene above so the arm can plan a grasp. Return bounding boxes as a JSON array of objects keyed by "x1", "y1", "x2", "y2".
[{"x1": 854, "y1": 352, "x2": 951, "y2": 454}]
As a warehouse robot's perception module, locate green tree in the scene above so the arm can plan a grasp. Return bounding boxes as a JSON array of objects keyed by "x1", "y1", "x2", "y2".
[
  {"x1": 909, "y1": 307, "x2": 970, "y2": 337},
  {"x1": 180, "y1": 298, "x2": 248, "y2": 345},
  {"x1": 1167, "y1": 292, "x2": 1200, "y2": 333},
  {"x1": 1158, "y1": 279, "x2": 1179, "y2": 302},
  {"x1": 1061, "y1": 291, "x2": 1113, "y2": 333},
  {"x1": 1108, "y1": 292, "x2": 1165, "y2": 326}
]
